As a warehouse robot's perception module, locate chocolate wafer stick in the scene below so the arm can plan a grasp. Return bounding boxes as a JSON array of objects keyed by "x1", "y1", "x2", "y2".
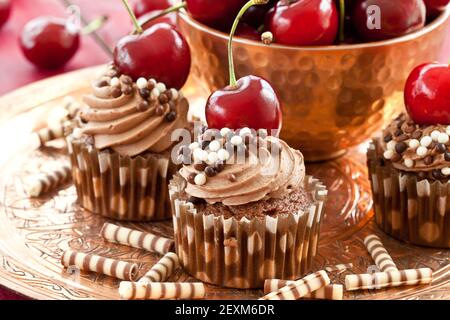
[
  {"x1": 25, "y1": 164, "x2": 72, "y2": 197},
  {"x1": 138, "y1": 252, "x2": 179, "y2": 284},
  {"x1": 263, "y1": 280, "x2": 343, "y2": 300},
  {"x1": 100, "y1": 223, "x2": 174, "y2": 255},
  {"x1": 119, "y1": 282, "x2": 205, "y2": 300},
  {"x1": 324, "y1": 263, "x2": 354, "y2": 273},
  {"x1": 260, "y1": 270, "x2": 330, "y2": 300},
  {"x1": 345, "y1": 268, "x2": 433, "y2": 291},
  {"x1": 61, "y1": 250, "x2": 138, "y2": 281},
  {"x1": 364, "y1": 234, "x2": 398, "y2": 272}
]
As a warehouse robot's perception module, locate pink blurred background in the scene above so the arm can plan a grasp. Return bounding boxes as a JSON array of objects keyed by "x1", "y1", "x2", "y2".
[{"x1": 0, "y1": 0, "x2": 449, "y2": 299}]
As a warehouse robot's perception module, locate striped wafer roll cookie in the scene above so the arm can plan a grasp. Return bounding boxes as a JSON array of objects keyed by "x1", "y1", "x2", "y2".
[
  {"x1": 25, "y1": 165, "x2": 72, "y2": 197},
  {"x1": 119, "y1": 282, "x2": 205, "y2": 300},
  {"x1": 260, "y1": 270, "x2": 330, "y2": 300},
  {"x1": 363, "y1": 234, "x2": 397, "y2": 272},
  {"x1": 345, "y1": 268, "x2": 433, "y2": 291},
  {"x1": 324, "y1": 263, "x2": 353, "y2": 273},
  {"x1": 35, "y1": 122, "x2": 73, "y2": 146},
  {"x1": 138, "y1": 252, "x2": 180, "y2": 284},
  {"x1": 263, "y1": 280, "x2": 343, "y2": 300},
  {"x1": 100, "y1": 223, "x2": 174, "y2": 255},
  {"x1": 61, "y1": 250, "x2": 138, "y2": 281}
]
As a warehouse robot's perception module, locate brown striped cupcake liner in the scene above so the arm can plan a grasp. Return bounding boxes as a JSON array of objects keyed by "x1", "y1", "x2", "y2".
[
  {"x1": 367, "y1": 141, "x2": 450, "y2": 248},
  {"x1": 168, "y1": 174, "x2": 327, "y2": 289},
  {"x1": 67, "y1": 137, "x2": 178, "y2": 221}
]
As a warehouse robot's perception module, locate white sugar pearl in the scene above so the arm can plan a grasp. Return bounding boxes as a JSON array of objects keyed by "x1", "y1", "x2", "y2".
[
  {"x1": 110, "y1": 77, "x2": 120, "y2": 87},
  {"x1": 156, "y1": 82, "x2": 166, "y2": 92},
  {"x1": 416, "y1": 146, "x2": 428, "y2": 157},
  {"x1": 438, "y1": 133, "x2": 449, "y2": 144},
  {"x1": 409, "y1": 139, "x2": 420, "y2": 149},
  {"x1": 220, "y1": 127, "x2": 231, "y2": 137},
  {"x1": 170, "y1": 88, "x2": 178, "y2": 100},
  {"x1": 446, "y1": 126, "x2": 450, "y2": 135},
  {"x1": 193, "y1": 148, "x2": 208, "y2": 162},
  {"x1": 420, "y1": 136, "x2": 432, "y2": 147},
  {"x1": 442, "y1": 168, "x2": 450, "y2": 176},
  {"x1": 72, "y1": 128, "x2": 82, "y2": 139},
  {"x1": 217, "y1": 149, "x2": 230, "y2": 161},
  {"x1": 194, "y1": 173, "x2": 206, "y2": 185},
  {"x1": 151, "y1": 88, "x2": 160, "y2": 99},
  {"x1": 207, "y1": 152, "x2": 218, "y2": 164},
  {"x1": 431, "y1": 130, "x2": 441, "y2": 141},
  {"x1": 383, "y1": 150, "x2": 394, "y2": 159},
  {"x1": 239, "y1": 127, "x2": 252, "y2": 137},
  {"x1": 209, "y1": 140, "x2": 221, "y2": 152},
  {"x1": 136, "y1": 77, "x2": 148, "y2": 89},
  {"x1": 386, "y1": 140, "x2": 396, "y2": 151},
  {"x1": 404, "y1": 158, "x2": 414, "y2": 168},
  {"x1": 189, "y1": 142, "x2": 199, "y2": 150},
  {"x1": 230, "y1": 135, "x2": 243, "y2": 145}
]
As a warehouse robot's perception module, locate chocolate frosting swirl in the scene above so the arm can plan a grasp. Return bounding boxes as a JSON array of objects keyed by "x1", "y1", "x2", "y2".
[
  {"x1": 180, "y1": 138, "x2": 306, "y2": 206},
  {"x1": 79, "y1": 70, "x2": 189, "y2": 157},
  {"x1": 379, "y1": 113, "x2": 450, "y2": 173}
]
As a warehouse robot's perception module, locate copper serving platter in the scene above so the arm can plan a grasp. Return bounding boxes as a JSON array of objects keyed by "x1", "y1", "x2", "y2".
[{"x1": 0, "y1": 66, "x2": 448, "y2": 300}]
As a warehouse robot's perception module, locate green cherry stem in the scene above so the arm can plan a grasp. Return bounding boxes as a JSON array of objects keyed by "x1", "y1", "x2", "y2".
[
  {"x1": 81, "y1": 15, "x2": 108, "y2": 35},
  {"x1": 339, "y1": 0, "x2": 345, "y2": 42},
  {"x1": 139, "y1": 1, "x2": 187, "y2": 29},
  {"x1": 121, "y1": 0, "x2": 143, "y2": 34},
  {"x1": 228, "y1": 0, "x2": 269, "y2": 87}
]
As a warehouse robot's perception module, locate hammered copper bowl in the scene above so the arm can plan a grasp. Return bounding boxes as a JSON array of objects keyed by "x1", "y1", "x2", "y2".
[{"x1": 179, "y1": 9, "x2": 450, "y2": 161}]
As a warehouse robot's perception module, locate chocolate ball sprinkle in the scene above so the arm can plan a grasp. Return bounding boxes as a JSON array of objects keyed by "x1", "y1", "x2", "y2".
[
  {"x1": 159, "y1": 93, "x2": 169, "y2": 104},
  {"x1": 437, "y1": 143, "x2": 447, "y2": 153},
  {"x1": 194, "y1": 162, "x2": 207, "y2": 171},
  {"x1": 394, "y1": 129, "x2": 403, "y2": 137},
  {"x1": 139, "y1": 88, "x2": 150, "y2": 99},
  {"x1": 201, "y1": 140, "x2": 210, "y2": 150},
  {"x1": 395, "y1": 142, "x2": 407, "y2": 154},
  {"x1": 418, "y1": 171, "x2": 428, "y2": 180},
  {"x1": 155, "y1": 105, "x2": 165, "y2": 116},
  {"x1": 215, "y1": 161, "x2": 224, "y2": 172},
  {"x1": 164, "y1": 111, "x2": 176, "y2": 122},
  {"x1": 137, "y1": 101, "x2": 149, "y2": 112},
  {"x1": 383, "y1": 134, "x2": 393, "y2": 143},
  {"x1": 404, "y1": 125, "x2": 415, "y2": 133},
  {"x1": 445, "y1": 152, "x2": 450, "y2": 162},
  {"x1": 95, "y1": 79, "x2": 108, "y2": 87},
  {"x1": 397, "y1": 134, "x2": 409, "y2": 142},
  {"x1": 111, "y1": 87, "x2": 122, "y2": 98},
  {"x1": 391, "y1": 153, "x2": 401, "y2": 162},
  {"x1": 147, "y1": 81, "x2": 155, "y2": 90},
  {"x1": 122, "y1": 85, "x2": 133, "y2": 95},
  {"x1": 432, "y1": 169, "x2": 443, "y2": 180},
  {"x1": 227, "y1": 173, "x2": 236, "y2": 182},
  {"x1": 423, "y1": 155, "x2": 433, "y2": 165},
  {"x1": 187, "y1": 173, "x2": 196, "y2": 184},
  {"x1": 205, "y1": 166, "x2": 217, "y2": 177},
  {"x1": 120, "y1": 75, "x2": 132, "y2": 84}
]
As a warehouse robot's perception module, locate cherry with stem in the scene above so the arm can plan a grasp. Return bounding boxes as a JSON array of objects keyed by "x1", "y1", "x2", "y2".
[{"x1": 205, "y1": 0, "x2": 282, "y2": 131}]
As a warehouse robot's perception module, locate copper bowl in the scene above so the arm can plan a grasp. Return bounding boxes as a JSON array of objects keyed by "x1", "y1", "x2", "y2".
[{"x1": 179, "y1": 9, "x2": 450, "y2": 161}]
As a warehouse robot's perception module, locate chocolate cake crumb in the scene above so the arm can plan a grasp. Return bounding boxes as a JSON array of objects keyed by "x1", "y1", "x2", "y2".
[{"x1": 183, "y1": 188, "x2": 314, "y2": 220}]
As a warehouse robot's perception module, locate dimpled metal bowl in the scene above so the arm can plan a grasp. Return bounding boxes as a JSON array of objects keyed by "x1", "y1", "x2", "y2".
[{"x1": 179, "y1": 9, "x2": 450, "y2": 161}]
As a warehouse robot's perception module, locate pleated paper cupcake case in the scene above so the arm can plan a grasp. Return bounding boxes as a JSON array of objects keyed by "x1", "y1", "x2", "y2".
[
  {"x1": 67, "y1": 137, "x2": 176, "y2": 221},
  {"x1": 367, "y1": 143, "x2": 450, "y2": 248},
  {"x1": 169, "y1": 174, "x2": 327, "y2": 289}
]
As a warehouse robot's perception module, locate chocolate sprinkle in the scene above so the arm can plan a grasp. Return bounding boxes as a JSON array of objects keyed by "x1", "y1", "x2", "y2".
[
  {"x1": 187, "y1": 173, "x2": 196, "y2": 184},
  {"x1": 436, "y1": 143, "x2": 447, "y2": 153},
  {"x1": 432, "y1": 169, "x2": 444, "y2": 180},
  {"x1": 205, "y1": 166, "x2": 217, "y2": 177},
  {"x1": 227, "y1": 173, "x2": 236, "y2": 182},
  {"x1": 397, "y1": 134, "x2": 409, "y2": 142},
  {"x1": 424, "y1": 155, "x2": 433, "y2": 165},
  {"x1": 395, "y1": 142, "x2": 407, "y2": 154},
  {"x1": 159, "y1": 93, "x2": 169, "y2": 104},
  {"x1": 383, "y1": 133, "x2": 393, "y2": 142},
  {"x1": 164, "y1": 111, "x2": 176, "y2": 122},
  {"x1": 394, "y1": 129, "x2": 403, "y2": 137},
  {"x1": 139, "y1": 88, "x2": 150, "y2": 99},
  {"x1": 194, "y1": 162, "x2": 207, "y2": 171},
  {"x1": 137, "y1": 101, "x2": 149, "y2": 112},
  {"x1": 411, "y1": 130, "x2": 423, "y2": 140},
  {"x1": 111, "y1": 87, "x2": 122, "y2": 98},
  {"x1": 155, "y1": 105, "x2": 165, "y2": 116},
  {"x1": 391, "y1": 153, "x2": 401, "y2": 162},
  {"x1": 445, "y1": 152, "x2": 450, "y2": 162},
  {"x1": 215, "y1": 161, "x2": 224, "y2": 172}
]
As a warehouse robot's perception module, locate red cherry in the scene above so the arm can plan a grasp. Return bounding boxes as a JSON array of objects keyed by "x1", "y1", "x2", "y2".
[
  {"x1": 133, "y1": 0, "x2": 174, "y2": 18},
  {"x1": 19, "y1": 17, "x2": 80, "y2": 69},
  {"x1": 241, "y1": 0, "x2": 275, "y2": 28},
  {"x1": 268, "y1": 0, "x2": 339, "y2": 46},
  {"x1": 423, "y1": 0, "x2": 450, "y2": 18},
  {"x1": 138, "y1": 9, "x2": 178, "y2": 31},
  {"x1": 186, "y1": 0, "x2": 246, "y2": 28},
  {"x1": 205, "y1": 1, "x2": 282, "y2": 131},
  {"x1": 352, "y1": 0, "x2": 426, "y2": 42},
  {"x1": 114, "y1": 23, "x2": 191, "y2": 89},
  {"x1": 235, "y1": 23, "x2": 261, "y2": 41},
  {"x1": 0, "y1": 0, "x2": 11, "y2": 30},
  {"x1": 206, "y1": 75, "x2": 282, "y2": 131},
  {"x1": 404, "y1": 63, "x2": 450, "y2": 125}
]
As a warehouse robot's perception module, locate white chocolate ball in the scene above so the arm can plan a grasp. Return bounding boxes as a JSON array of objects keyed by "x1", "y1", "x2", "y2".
[
  {"x1": 136, "y1": 77, "x2": 148, "y2": 89},
  {"x1": 442, "y1": 168, "x2": 450, "y2": 176},
  {"x1": 239, "y1": 127, "x2": 252, "y2": 137},
  {"x1": 230, "y1": 135, "x2": 243, "y2": 146},
  {"x1": 220, "y1": 128, "x2": 231, "y2": 137},
  {"x1": 189, "y1": 142, "x2": 199, "y2": 150},
  {"x1": 438, "y1": 133, "x2": 449, "y2": 144},
  {"x1": 194, "y1": 173, "x2": 206, "y2": 185},
  {"x1": 156, "y1": 82, "x2": 166, "y2": 92},
  {"x1": 404, "y1": 158, "x2": 414, "y2": 168},
  {"x1": 431, "y1": 130, "x2": 441, "y2": 141},
  {"x1": 217, "y1": 149, "x2": 230, "y2": 161},
  {"x1": 193, "y1": 148, "x2": 208, "y2": 162},
  {"x1": 416, "y1": 146, "x2": 428, "y2": 157},
  {"x1": 170, "y1": 88, "x2": 178, "y2": 100},
  {"x1": 420, "y1": 136, "x2": 432, "y2": 147},
  {"x1": 207, "y1": 152, "x2": 218, "y2": 164},
  {"x1": 409, "y1": 139, "x2": 420, "y2": 149},
  {"x1": 386, "y1": 140, "x2": 396, "y2": 151},
  {"x1": 383, "y1": 150, "x2": 394, "y2": 159},
  {"x1": 208, "y1": 140, "x2": 221, "y2": 152},
  {"x1": 151, "y1": 88, "x2": 160, "y2": 99},
  {"x1": 110, "y1": 77, "x2": 120, "y2": 87}
]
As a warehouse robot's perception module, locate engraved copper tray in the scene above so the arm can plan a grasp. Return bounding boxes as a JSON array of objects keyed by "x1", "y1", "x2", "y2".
[{"x1": 0, "y1": 66, "x2": 448, "y2": 300}]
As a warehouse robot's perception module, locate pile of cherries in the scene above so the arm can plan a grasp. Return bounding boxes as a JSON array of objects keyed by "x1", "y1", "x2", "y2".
[{"x1": 135, "y1": 0, "x2": 449, "y2": 45}]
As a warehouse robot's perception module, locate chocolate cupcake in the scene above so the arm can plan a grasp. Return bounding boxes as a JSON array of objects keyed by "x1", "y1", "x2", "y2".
[
  {"x1": 169, "y1": 128, "x2": 327, "y2": 288},
  {"x1": 67, "y1": 64, "x2": 190, "y2": 221},
  {"x1": 368, "y1": 113, "x2": 450, "y2": 248}
]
